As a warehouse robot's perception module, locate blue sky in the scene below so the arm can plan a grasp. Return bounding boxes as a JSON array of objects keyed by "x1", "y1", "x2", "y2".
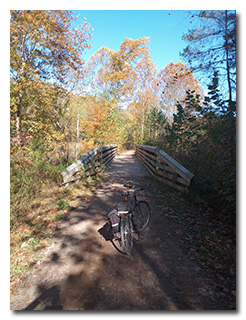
[{"x1": 73, "y1": 10, "x2": 200, "y2": 73}]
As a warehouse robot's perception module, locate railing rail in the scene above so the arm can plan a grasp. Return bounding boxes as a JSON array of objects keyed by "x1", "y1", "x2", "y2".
[
  {"x1": 61, "y1": 144, "x2": 117, "y2": 184},
  {"x1": 136, "y1": 144, "x2": 194, "y2": 193}
]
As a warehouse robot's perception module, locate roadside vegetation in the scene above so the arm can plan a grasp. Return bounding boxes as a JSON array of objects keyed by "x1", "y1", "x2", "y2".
[{"x1": 10, "y1": 174, "x2": 105, "y2": 296}]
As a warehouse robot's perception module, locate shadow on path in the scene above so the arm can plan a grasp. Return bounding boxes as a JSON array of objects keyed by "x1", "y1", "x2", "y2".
[{"x1": 11, "y1": 151, "x2": 228, "y2": 310}]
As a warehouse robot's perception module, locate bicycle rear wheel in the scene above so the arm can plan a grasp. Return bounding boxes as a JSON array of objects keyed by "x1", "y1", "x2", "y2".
[
  {"x1": 133, "y1": 200, "x2": 150, "y2": 232},
  {"x1": 120, "y1": 215, "x2": 133, "y2": 255}
]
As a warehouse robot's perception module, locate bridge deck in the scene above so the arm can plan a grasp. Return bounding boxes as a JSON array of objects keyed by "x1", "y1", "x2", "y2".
[{"x1": 107, "y1": 149, "x2": 150, "y2": 182}]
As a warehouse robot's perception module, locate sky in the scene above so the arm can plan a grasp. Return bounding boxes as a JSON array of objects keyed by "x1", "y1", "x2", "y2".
[{"x1": 73, "y1": 10, "x2": 201, "y2": 73}]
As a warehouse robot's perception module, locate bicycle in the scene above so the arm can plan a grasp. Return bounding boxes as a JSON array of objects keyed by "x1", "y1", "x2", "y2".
[{"x1": 108, "y1": 182, "x2": 151, "y2": 255}]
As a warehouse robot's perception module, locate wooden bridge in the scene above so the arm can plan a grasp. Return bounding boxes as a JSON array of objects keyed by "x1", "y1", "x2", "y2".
[{"x1": 61, "y1": 144, "x2": 194, "y2": 193}]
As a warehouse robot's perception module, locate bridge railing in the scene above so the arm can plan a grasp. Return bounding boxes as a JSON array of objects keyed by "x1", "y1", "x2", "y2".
[
  {"x1": 61, "y1": 144, "x2": 117, "y2": 184},
  {"x1": 136, "y1": 144, "x2": 194, "y2": 193}
]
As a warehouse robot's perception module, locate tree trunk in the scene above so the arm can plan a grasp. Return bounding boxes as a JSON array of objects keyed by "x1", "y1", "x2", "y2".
[
  {"x1": 75, "y1": 112, "x2": 79, "y2": 160},
  {"x1": 16, "y1": 109, "x2": 21, "y2": 140},
  {"x1": 16, "y1": 92, "x2": 22, "y2": 147},
  {"x1": 225, "y1": 10, "x2": 232, "y2": 102}
]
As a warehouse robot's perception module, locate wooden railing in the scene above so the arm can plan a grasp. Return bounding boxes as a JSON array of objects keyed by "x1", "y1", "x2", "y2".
[
  {"x1": 136, "y1": 144, "x2": 194, "y2": 193},
  {"x1": 61, "y1": 144, "x2": 117, "y2": 184}
]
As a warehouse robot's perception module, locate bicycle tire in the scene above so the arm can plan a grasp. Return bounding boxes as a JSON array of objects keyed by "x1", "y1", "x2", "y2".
[
  {"x1": 120, "y1": 215, "x2": 133, "y2": 255},
  {"x1": 133, "y1": 200, "x2": 150, "y2": 232}
]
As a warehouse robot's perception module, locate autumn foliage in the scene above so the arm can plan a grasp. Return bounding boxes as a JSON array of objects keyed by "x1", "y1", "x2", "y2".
[{"x1": 10, "y1": 10, "x2": 236, "y2": 230}]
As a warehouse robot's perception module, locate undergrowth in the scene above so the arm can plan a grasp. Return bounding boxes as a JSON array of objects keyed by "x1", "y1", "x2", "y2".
[{"x1": 10, "y1": 173, "x2": 105, "y2": 297}]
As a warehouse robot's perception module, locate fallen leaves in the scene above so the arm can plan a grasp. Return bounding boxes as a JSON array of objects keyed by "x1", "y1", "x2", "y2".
[
  {"x1": 151, "y1": 179, "x2": 236, "y2": 308},
  {"x1": 175, "y1": 231, "x2": 184, "y2": 236}
]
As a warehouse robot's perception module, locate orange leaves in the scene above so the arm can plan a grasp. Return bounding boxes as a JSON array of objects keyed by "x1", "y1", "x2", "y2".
[
  {"x1": 88, "y1": 37, "x2": 156, "y2": 100},
  {"x1": 158, "y1": 61, "x2": 204, "y2": 121},
  {"x1": 80, "y1": 95, "x2": 128, "y2": 149},
  {"x1": 82, "y1": 99, "x2": 109, "y2": 138},
  {"x1": 118, "y1": 37, "x2": 156, "y2": 89}
]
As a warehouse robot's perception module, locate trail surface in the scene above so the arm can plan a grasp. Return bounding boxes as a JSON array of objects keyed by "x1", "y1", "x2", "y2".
[{"x1": 11, "y1": 150, "x2": 227, "y2": 310}]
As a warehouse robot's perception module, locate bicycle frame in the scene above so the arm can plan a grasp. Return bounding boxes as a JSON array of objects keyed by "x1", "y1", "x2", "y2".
[
  {"x1": 128, "y1": 191, "x2": 140, "y2": 211},
  {"x1": 118, "y1": 191, "x2": 138, "y2": 218},
  {"x1": 112, "y1": 182, "x2": 150, "y2": 255},
  {"x1": 118, "y1": 192, "x2": 140, "y2": 234}
]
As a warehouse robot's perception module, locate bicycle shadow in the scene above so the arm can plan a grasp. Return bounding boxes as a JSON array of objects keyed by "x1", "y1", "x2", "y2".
[{"x1": 98, "y1": 223, "x2": 125, "y2": 255}]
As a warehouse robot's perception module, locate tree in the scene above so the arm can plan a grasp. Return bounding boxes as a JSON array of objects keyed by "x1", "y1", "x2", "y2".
[
  {"x1": 181, "y1": 10, "x2": 236, "y2": 101},
  {"x1": 10, "y1": 10, "x2": 92, "y2": 141},
  {"x1": 127, "y1": 89, "x2": 159, "y2": 142},
  {"x1": 59, "y1": 94, "x2": 88, "y2": 162},
  {"x1": 164, "y1": 73, "x2": 236, "y2": 221},
  {"x1": 144, "y1": 106, "x2": 169, "y2": 146},
  {"x1": 87, "y1": 37, "x2": 156, "y2": 104},
  {"x1": 81, "y1": 96, "x2": 128, "y2": 150},
  {"x1": 85, "y1": 37, "x2": 157, "y2": 146},
  {"x1": 157, "y1": 61, "x2": 204, "y2": 123}
]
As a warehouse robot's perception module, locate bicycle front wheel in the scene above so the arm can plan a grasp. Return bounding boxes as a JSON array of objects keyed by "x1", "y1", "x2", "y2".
[
  {"x1": 120, "y1": 215, "x2": 133, "y2": 255},
  {"x1": 133, "y1": 200, "x2": 150, "y2": 232}
]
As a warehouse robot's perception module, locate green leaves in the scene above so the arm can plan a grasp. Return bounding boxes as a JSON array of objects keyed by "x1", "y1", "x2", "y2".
[
  {"x1": 156, "y1": 71, "x2": 236, "y2": 224},
  {"x1": 181, "y1": 10, "x2": 236, "y2": 102}
]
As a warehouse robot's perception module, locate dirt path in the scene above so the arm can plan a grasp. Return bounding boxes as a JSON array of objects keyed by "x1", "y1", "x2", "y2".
[{"x1": 11, "y1": 150, "x2": 228, "y2": 310}]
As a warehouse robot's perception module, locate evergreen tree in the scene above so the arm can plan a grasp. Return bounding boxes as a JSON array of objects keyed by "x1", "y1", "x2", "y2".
[{"x1": 181, "y1": 10, "x2": 236, "y2": 101}]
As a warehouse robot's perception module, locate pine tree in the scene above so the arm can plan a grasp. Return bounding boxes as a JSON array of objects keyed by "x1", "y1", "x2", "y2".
[{"x1": 181, "y1": 10, "x2": 236, "y2": 101}]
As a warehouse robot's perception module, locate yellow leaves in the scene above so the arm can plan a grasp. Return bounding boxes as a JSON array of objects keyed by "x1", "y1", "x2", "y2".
[
  {"x1": 79, "y1": 139, "x2": 97, "y2": 154},
  {"x1": 24, "y1": 12, "x2": 33, "y2": 22},
  {"x1": 88, "y1": 37, "x2": 155, "y2": 99},
  {"x1": 159, "y1": 61, "x2": 204, "y2": 120},
  {"x1": 11, "y1": 10, "x2": 92, "y2": 90},
  {"x1": 10, "y1": 145, "x2": 18, "y2": 154},
  {"x1": 82, "y1": 100, "x2": 109, "y2": 137},
  {"x1": 10, "y1": 104, "x2": 18, "y2": 113},
  {"x1": 79, "y1": 96, "x2": 127, "y2": 149}
]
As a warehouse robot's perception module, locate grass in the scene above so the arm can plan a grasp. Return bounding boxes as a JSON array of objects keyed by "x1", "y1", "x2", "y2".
[{"x1": 10, "y1": 173, "x2": 105, "y2": 297}]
